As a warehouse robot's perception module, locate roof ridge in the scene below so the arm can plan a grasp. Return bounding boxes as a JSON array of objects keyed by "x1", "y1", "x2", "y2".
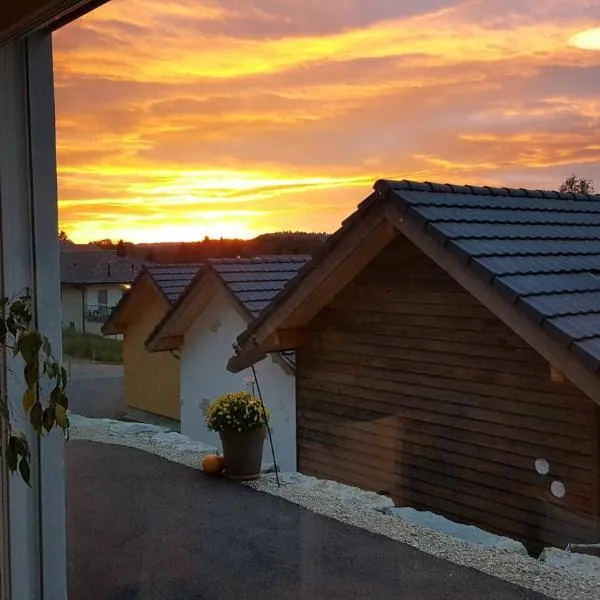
[
  {"x1": 375, "y1": 179, "x2": 600, "y2": 202},
  {"x1": 147, "y1": 262, "x2": 204, "y2": 269},
  {"x1": 208, "y1": 255, "x2": 310, "y2": 264}
]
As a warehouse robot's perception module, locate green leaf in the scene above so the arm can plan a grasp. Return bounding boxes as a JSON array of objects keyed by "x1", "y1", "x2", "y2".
[
  {"x1": 22, "y1": 387, "x2": 35, "y2": 413},
  {"x1": 29, "y1": 401, "x2": 43, "y2": 435},
  {"x1": 60, "y1": 366, "x2": 68, "y2": 388},
  {"x1": 55, "y1": 404, "x2": 68, "y2": 430},
  {"x1": 43, "y1": 405, "x2": 56, "y2": 432},
  {"x1": 50, "y1": 385, "x2": 60, "y2": 404},
  {"x1": 9, "y1": 300, "x2": 26, "y2": 317},
  {"x1": 48, "y1": 362, "x2": 60, "y2": 379},
  {"x1": 6, "y1": 315, "x2": 17, "y2": 336},
  {"x1": 24, "y1": 361, "x2": 38, "y2": 387},
  {"x1": 18, "y1": 330, "x2": 42, "y2": 363},
  {"x1": 14, "y1": 434, "x2": 30, "y2": 459},
  {"x1": 5, "y1": 438, "x2": 17, "y2": 472},
  {"x1": 18, "y1": 458, "x2": 31, "y2": 486},
  {"x1": 58, "y1": 391, "x2": 68, "y2": 410}
]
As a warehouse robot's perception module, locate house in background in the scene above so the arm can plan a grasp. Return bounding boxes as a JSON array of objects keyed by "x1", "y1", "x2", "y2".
[
  {"x1": 229, "y1": 179, "x2": 600, "y2": 553},
  {"x1": 146, "y1": 256, "x2": 310, "y2": 472},
  {"x1": 103, "y1": 264, "x2": 201, "y2": 421},
  {"x1": 60, "y1": 244, "x2": 147, "y2": 335}
]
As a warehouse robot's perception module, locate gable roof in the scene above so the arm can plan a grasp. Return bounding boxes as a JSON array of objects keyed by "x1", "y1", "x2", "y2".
[
  {"x1": 102, "y1": 263, "x2": 202, "y2": 335},
  {"x1": 145, "y1": 255, "x2": 310, "y2": 353},
  {"x1": 209, "y1": 256, "x2": 310, "y2": 316},
  {"x1": 228, "y1": 179, "x2": 600, "y2": 405},
  {"x1": 146, "y1": 264, "x2": 204, "y2": 303},
  {"x1": 60, "y1": 249, "x2": 111, "y2": 283},
  {"x1": 61, "y1": 247, "x2": 147, "y2": 285}
]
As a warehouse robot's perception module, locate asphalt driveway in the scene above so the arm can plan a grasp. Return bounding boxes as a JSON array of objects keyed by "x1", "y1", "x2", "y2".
[
  {"x1": 66, "y1": 441, "x2": 550, "y2": 600},
  {"x1": 66, "y1": 359, "x2": 125, "y2": 418}
]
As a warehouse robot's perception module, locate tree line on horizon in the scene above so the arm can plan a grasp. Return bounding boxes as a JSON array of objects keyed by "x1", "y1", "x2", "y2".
[{"x1": 58, "y1": 230, "x2": 329, "y2": 263}]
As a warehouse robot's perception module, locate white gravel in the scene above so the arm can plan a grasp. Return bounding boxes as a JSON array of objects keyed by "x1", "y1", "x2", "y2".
[{"x1": 69, "y1": 414, "x2": 600, "y2": 600}]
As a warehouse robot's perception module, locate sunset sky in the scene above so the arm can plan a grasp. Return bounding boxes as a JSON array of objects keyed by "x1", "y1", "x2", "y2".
[{"x1": 53, "y1": 0, "x2": 600, "y2": 243}]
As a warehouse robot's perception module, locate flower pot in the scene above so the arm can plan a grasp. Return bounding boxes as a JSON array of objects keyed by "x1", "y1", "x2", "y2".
[{"x1": 219, "y1": 426, "x2": 266, "y2": 480}]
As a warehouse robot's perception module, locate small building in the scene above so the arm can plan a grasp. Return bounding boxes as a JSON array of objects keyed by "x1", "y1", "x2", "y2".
[
  {"x1": 229, "y1": 179, "x2": 600, "y2": 552},
  {"x1": 60, "y1": 245, "x2": 146, "y2": 335},
  {"x1": 103, "y1": 264, "x2": 201, "y2": 421},
  {"x1": 146, "y1": 256, "x2": 310, "y2": 472}
]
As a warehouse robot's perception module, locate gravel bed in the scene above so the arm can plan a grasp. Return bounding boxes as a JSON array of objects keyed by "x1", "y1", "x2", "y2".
[{"x1": 69, "y1": 414, "x2": 600, "y2": 600}]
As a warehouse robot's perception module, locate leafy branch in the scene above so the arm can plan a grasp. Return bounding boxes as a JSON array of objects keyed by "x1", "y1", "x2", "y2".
[{"x1": 1, "y1": 291, "x2": 69, "y2": 485}]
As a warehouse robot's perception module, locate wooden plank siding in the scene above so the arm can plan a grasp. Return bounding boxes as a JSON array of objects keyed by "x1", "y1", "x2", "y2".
[
  {"x1": 296, "y1": 235, "x2": 600, "y2": 553},
  {"x1": 123, "y1": 289, "x2": 181, "y2": 420}
]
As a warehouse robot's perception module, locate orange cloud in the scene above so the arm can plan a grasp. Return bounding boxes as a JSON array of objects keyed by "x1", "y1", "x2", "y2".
[{"x1": 53, "y1": 0, "x2": 600, "y2": 243}]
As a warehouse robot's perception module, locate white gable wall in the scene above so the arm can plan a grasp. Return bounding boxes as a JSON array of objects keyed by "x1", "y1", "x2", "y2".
[
  {"x1": 84, "y1": 283, "x2": 126, "y2": 308},
  {"x1": 180, "y1": 287, "x2": 297, "y2": 472}
]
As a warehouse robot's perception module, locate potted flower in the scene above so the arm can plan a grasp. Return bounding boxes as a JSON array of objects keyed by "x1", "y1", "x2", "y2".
[{"x1": 206, "y1": 391, "x2": 270, "y2": 480}]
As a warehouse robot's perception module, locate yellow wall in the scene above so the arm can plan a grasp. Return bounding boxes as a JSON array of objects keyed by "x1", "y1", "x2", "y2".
[{"x1": 123, "y1": 290, "x2": 181, "y2": 420}]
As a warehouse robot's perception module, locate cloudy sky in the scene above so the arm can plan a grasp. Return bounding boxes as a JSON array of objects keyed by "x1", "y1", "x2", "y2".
[{"x1": 53, "y1": 0, "x2": 600, "y2": 243}]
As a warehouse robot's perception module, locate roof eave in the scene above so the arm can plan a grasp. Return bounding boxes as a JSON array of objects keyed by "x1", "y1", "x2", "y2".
[
  {"x1": 145, "y1": 268, "x2": 221, "y2": 353},
  {"x1": 101, "y1": 269, "x2": 156, "y2": 334},
  {"x1": 227, "y1": 198, "x2": 396, "y2": 372},
  {"x1": 229, "y1": 181, "x2": 600, "y2": 405}
]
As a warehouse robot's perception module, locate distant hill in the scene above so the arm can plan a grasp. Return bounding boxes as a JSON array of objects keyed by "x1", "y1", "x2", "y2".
[{"x1": 93, "y1": 231, "x2": 330, "y2": 263}]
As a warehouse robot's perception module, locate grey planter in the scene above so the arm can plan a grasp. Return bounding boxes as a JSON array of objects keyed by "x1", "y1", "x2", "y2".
[{"x1": 219, "y1": 426, "x2": 266, "y2": 480}]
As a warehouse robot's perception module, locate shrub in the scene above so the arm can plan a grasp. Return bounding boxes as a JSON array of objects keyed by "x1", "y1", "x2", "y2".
[
  {"x1": 62, "y1": 330, "x2": 123, "y2": 364},
  {"x1": 206, "y1": 391, "x2": 270, "y2": 433}
]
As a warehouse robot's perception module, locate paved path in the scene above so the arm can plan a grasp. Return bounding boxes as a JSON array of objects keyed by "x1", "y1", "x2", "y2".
[
  {"x1": 66, "y1": 360, "x2": 124, "y2": 419},
  {"x1": 67, "y1": 441, "x2": 550, "y2": 600}
]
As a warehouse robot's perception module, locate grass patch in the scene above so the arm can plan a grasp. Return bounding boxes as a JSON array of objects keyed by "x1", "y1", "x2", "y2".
[{"x1": 62, "y1": 330, "x2": 123, "y2": 364}]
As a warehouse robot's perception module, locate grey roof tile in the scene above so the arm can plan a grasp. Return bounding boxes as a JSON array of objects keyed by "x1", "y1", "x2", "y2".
[
  {"x1": 543, "y1": 313, "x2": 600, "y2": 343},
  {"x1": 432, "y1": 221, "x2": 600, "y2": 240},
  {"x1": 86, "y1": 256, "x2": 147, "y2": 284},
  {"x1": 573, "y1": 337, "x2": 600, "y2": 370},
  {"x1": 210, "y1": 256, "x2": 310, "y2": 316},
  {"x1": 494, "y1": 273, "x2": 600, "y2": 297},
  {"x1": 451, "y1": 239, "x2": 600, "y2": 257},
  {"x1": 417, "y1": 206, "x2": 600, "y2": 225},
  {"x1": 61, "y1": 248, "x2": 114, "y2": 283},
  {"x1": 474, "y1": 255, "x2": 600, "y2": 276},
  {"x1": 519, "y1": 292, "x2": 600, "y2": 318},
  {"x1": 147, "y1": 264, "x2": 203, "y2": 303},
  {"x1": 61, "y1": 249, "x2": 148, "y2": 285}
]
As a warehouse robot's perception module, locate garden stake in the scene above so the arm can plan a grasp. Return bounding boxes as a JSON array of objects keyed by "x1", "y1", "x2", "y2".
[{"x1": 251, "y1": 364, "x2": 280, "y2": 487}]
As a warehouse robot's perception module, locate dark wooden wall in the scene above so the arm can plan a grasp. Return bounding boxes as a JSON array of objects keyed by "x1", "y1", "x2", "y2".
[{"x1": 296, "y1": 235, "x2": 600, "y2": 552}]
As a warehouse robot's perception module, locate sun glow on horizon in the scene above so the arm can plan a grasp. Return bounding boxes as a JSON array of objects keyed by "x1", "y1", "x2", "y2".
[
  {"x1": 569, "y1": 27, "x2": 600, "y2": 50},
  {"x1": 58, "y1": 168, "x2": 374, "y2": 243}
]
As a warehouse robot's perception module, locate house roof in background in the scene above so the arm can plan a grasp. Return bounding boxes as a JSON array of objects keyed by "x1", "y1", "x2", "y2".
[
  {"x1": 208, "y1": 256, "x2": 310, "y2": 316},
  {"x1": 145, "y1": 255, "x2": 310, "y2": 352},
  {"x1": 146, "y1": 264, "x2": 204, "y2": 303},
  {"x1": 102, "y1": 263, "x2": 203, "y2": 335},
  {"x1": 229, "y1": 180, "x2": 600, "y2": 399},
  {"x1": 61, "y1": 245, "x2": 147, "y2": 285}
]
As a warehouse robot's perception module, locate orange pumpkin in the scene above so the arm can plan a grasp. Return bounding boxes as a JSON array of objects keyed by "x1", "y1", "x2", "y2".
[{"x1": 202, "y1": 454, "x2": 224, "y2": 476}]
